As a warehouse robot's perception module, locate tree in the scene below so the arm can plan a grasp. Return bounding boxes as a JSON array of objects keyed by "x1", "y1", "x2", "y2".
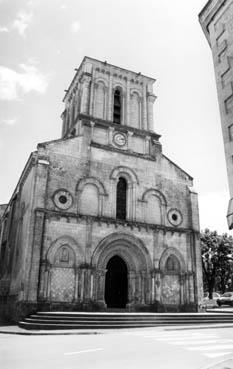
[{"x1": 200, "y1": 229, "x2": 233, "y2": 299}]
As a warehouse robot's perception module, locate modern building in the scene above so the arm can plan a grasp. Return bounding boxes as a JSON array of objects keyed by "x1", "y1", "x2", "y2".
[
  {"x1": 0, "y1": 57, "x2": 203, "y2": 321},
  {"x1": 199, "y1": 0, "x2": 233, "y2": 229}
]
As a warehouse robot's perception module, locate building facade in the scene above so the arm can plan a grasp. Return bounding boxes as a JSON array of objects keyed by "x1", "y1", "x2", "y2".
[
  {"x1": 199, "y1": 0, "x2": 233, "y2": 229},
  {"x1": 0, "y1": 57, "x2": 203, "y2": 321}
]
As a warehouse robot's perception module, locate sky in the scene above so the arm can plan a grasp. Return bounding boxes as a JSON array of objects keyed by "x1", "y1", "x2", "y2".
[{"x1": 0, "y1": 0, "x2": 230, "y2": 234}]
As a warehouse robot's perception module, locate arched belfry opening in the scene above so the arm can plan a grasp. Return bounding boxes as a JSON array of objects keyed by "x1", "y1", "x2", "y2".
[
  {"x1": 116, "y1": 177, "x2": 127, "y2": 220},
  {"x1": 113, "y1": 89, "x2": 121, "y2": 124},
  {"x1": 105, "y1": 255, "x2": 128, "y2": 308}
]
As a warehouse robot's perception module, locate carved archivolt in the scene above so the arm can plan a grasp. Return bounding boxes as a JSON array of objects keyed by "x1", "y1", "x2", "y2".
[
  {"x1": 76, "y1": 177, "x2": 107, "y2": 196},
  {"x1": 46, "y1": 235, "x2": 84, "y2": 266},
  {"x1": 94, "y1": 78, "x2": 108, "y2": 89},
  {"x1": 130, "y1": 89, "x2": 142, "y2": 98},
  {"x1": 159, "y1": 247, "x2": 186, "y2": 274},
  {"x1": 110, "y1": 166, "x2": 139, "y2": 186},
  {"x1": 91, "y1": 232, "x2": 152, "y2": 273},
  {"x1": 141, "y1": 188, "x2": 167, "y2": 206},
  {"x1": 113, "y1": 84, "x2": 125, "y2": 94}
]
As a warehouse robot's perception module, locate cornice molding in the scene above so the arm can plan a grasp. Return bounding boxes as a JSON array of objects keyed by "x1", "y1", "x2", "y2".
[
  {"x1": 35, "y1": 207, "x2": 199, "y2": 235},
  {"x1": 76, "y1": 113, "x2": 161, "y2": 141}
]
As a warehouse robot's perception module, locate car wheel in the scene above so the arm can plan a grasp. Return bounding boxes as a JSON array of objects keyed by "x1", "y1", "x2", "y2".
[{"x1": 217, "y1": 302, "x2": 221, "y2": 307}]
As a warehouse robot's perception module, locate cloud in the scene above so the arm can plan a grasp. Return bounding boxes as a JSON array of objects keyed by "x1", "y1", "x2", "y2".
[
  {"x1": 0, "y1": 26, "x2": 9, "y2": 33},
  {"x1": 71, "y1": 21, "x2": 81, "y2": 33},
  {"x1": 60, "y1": 4, "x2": 67, "y2": 10},
  {"x1": 13, "y1": 11, "x2": 33, "y2": 36},
  {"x1": 0, "y1": 63, "x2": 50, "y2": 101},
  {"x1": 1, "y1": 118, "x2": 17, "y2": 126}
]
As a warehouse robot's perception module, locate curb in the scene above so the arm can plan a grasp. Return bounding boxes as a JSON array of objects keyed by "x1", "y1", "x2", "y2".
[
  {"x1": 2, "y1": 323, "x2": 233, "y2": 335},
  {"x1": 0, "y1": 330, "x2": 102, "y2": 336}
]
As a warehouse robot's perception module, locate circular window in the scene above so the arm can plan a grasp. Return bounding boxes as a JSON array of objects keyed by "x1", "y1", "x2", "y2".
[
  {"x1": 167, "y1": 208, "x2": 183, "y2": 227},
  {"x1": 59, "y1": 195, "x2": 67, "y2": 204},
  {"x1": 53, "y1": 190, "x2": 73, "y2": 210}
]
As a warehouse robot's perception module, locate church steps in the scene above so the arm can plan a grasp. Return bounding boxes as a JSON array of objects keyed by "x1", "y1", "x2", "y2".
[{"x1": 18, "y1": 312, "x2": 233, "y2": 330}]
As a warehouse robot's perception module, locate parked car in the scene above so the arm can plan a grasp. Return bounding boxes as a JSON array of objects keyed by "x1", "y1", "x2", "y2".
[
  {"x1": 217, "y1": 292, "x2": 233, "y2": 306},
  {"x1": 203, "y1": 292, "x2": 221, "y2": 300}
]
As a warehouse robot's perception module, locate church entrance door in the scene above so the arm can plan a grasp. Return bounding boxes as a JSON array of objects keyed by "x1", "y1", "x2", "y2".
[{"x1": 105, "y1": 255, "x2": 128, "y2": 308}]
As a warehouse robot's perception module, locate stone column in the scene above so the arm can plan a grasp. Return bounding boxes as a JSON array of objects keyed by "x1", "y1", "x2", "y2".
[
  {"x1": 180, "y1": 274, "x2": 185, "y2": 305},
  {"x1": 144, "y1": 136, "x2": 150, "y2": 155},
  {"x1": 78, "y1": 269, "x2": 84, "y2": 301},
  {"x1": 135, "y1": 272, "x2": 140, "y2": 303},
  {"x1": 127, "y1": 183, "x2": 132, "y2": 220},
  {"x1": 140, "y1": 271, "x2": 146, "y2": 304},
  {"x1": 128, "y1": 270, "x2": 136, "y2": 305},
  {"x1": 74, "y1": 85, "x2": 80, "y2": 117},
  {"x1": 110, "y1": 179, "x2": 117, "y2": 218},
  {"x1": 126, "y1": 78, "x2": 131, "y2": 126},
  {"x1": 92, "y1": 269, "x2": 98, "y2": 301},
  {"x1": 147, "y1": 94, "x2": 156, "y2": 132},
  {"x1": 97, "y1": 269, "x2": 106, "y2": 304},
  {"x1": 151, "y1": 272, "x2": 155, "y2": 303},
  {"x1": 38, "y1": 262, "x2": 46, "y2": 299},
  {"x1": 89, "y1": 70, "x2": 95, "y2": 116},
  {"x1": 154, "y1": 271, "x2": 161, "y2": 302},
  {"x1": 42, "y1": 269, "x2": 48, "y2": 299},
  {"x1": 142, "y1": 84, "x2": 147, "y2": 130},
  {"x1": 83, "y1": 269, "x2": 89, "y2": 301},
  {"x1": 80, "y1": 75, "x2": 91, "y2": 114},
  {"x1": 90, "y1": 273, "x2": 94, "y2": 300},
  {"x1": 47, "y1": 269, "x2": 52, "y2": 301},
  {"x1": 74, "y1": 268, "x2": 79, "y2": 301},
  {"x1": 108, "y1": 126, "x2": 115, "y2": 145},
  {"x1": 107, "y1": 74, "x2": 113, "y2": 120},
  {"x1": 127, "y1": 131, "x2": 133, "y2": 151}
]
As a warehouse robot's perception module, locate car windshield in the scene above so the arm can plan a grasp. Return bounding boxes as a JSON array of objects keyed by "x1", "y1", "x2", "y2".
[{"x1": 222, "y1": 293, "x2": 233, "y2": 297}]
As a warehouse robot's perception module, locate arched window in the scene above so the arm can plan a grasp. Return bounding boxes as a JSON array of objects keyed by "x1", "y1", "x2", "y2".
[
  {"x1": 116, "y1": 177, "x2": 127, "y2": 219},
  {"x1": 165, "y1": 255, "x2": 180, "y2": 273},
  {"x1": 113, "y1": 89, "x2": 121, "y2": 124}
]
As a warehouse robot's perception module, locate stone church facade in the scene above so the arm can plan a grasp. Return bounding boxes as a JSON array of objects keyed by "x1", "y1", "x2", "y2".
[{"x1": 0, "y1": 57, "x2": 203, "y2": 321}]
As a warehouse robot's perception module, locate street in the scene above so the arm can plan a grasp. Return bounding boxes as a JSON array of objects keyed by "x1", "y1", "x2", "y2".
[{"x1": 1, "y1": 326, "x2": 233, "y2": 369}]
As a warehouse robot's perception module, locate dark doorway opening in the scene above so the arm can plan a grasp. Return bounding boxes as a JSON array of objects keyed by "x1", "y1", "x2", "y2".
[{"x1": 105, "y1": 255, "x2": 128, "y2": 308}]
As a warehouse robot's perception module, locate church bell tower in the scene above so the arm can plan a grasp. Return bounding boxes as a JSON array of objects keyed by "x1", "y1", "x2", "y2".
[{"x1": 61, "y1": 57, "x2": 161, "y2": 158}]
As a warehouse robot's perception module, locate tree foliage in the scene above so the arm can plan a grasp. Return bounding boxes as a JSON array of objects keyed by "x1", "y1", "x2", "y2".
[{"x1": 200, "y1": 229, "x2": 233, "y2": 299}]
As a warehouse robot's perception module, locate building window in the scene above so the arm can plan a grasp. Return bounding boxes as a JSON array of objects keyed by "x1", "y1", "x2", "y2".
[
  {"x1": 116, "y1": 177, "x2": 127, "y2": 219},
  {"x1": 113, "y1": 89, "x2": 121, "y2": 124}
]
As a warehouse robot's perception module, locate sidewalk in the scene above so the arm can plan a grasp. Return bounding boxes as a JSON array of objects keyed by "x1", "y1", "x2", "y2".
[
  {"x1": 2, "y1": 322, "x2": 233, "y2": 335},
  {"x1": 0, "y1": 324, "x2": 104, "y2": 335}
]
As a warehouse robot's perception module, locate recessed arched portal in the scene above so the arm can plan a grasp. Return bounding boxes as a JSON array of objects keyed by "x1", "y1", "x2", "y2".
[{"x1": 105, "y1": 255, "x2": 128, "y2": 308}]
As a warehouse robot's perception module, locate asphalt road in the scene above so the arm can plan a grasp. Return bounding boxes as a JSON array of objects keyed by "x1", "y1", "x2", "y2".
[{"x1": 2, "y1": 326, "x2": 233, "y2": 369}]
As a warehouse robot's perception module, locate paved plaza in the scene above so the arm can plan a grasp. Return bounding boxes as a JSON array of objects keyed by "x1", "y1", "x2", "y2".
[{"x1": 2, "y1": 325, "x2": 233, "y2": 369}]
